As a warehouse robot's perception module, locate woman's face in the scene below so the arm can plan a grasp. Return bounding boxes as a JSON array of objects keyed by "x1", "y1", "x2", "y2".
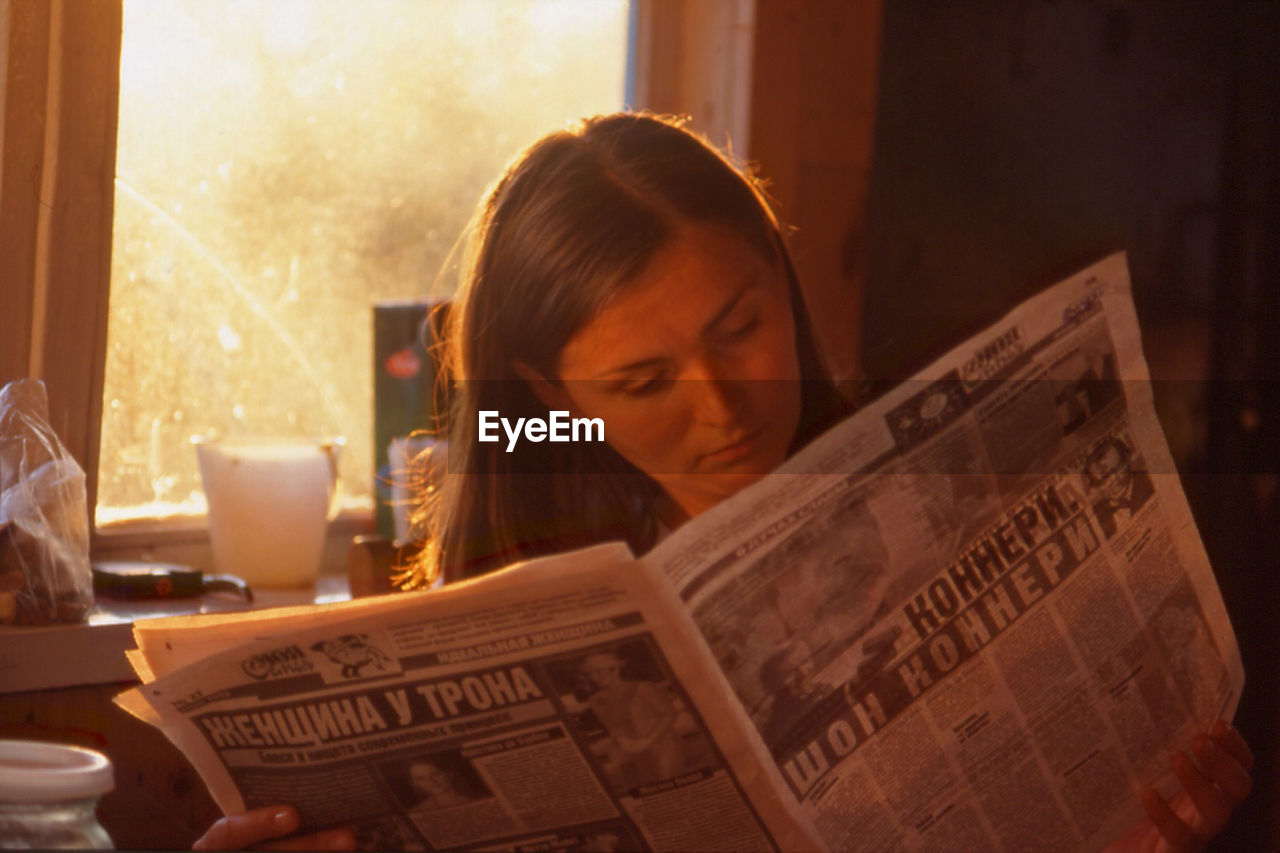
[
  {"x1": 548, "y1": 224, "x2": 803, "y2": 520},
  {"x1": 409, "y1": 762, "x2": 453, "y2": 797},
  {"x1": 582, "y1": 655, "x2": 623, "y2": 689}
]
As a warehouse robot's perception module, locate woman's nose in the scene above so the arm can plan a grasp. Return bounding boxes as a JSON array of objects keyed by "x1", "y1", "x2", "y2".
[{"x1": 685, "y1": 358, "x2": 744, "y2": 426}]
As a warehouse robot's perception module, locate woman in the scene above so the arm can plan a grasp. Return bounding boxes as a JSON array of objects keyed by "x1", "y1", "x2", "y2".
[
  {"x1": 404, "y1": 757, "x2": 485, "y2": 813},
  {"x1": 415, "y1": 110, "x2": 847, "y2": 584},
  {"x1": 195, "y1": 113, "x2": 1252, "y2": 851}
]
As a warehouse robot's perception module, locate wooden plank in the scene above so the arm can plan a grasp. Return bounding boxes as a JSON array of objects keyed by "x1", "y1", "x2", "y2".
[
  {"x1": 631, "y1": 0, "x2": 753, "y2": 152},
  {"x1": 796, "y1": 0, "x2": 881, "y2": 380},
  {"x1": 752, "y1": 0, "x2": 882, "y2": 381},
  {"x1": 0, "y1": 0, "x2": 51, "y2": 386},
  {"x1": 748, "y1": 0, "x2": 806, "y2": 220},
  {"x1": 676, "y1": 0, "x2": 752, "y2": 153},
  {"x1": 0, "y1": 683, "x2": 220, "y2": 849},
  {"x1": 631, "y1": 0, "x2": 681, "y2": 114},
  {"x1": 792, "y1": 163, "x2": 867, "y2": 381},
  {"x1": 800, "y1": 0, "x2": 882, "y2": 168},
  {"x1": 34, "y1": 0, "x2": 121, "y2": 514}
]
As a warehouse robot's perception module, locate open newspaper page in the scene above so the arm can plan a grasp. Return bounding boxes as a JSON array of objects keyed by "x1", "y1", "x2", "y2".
[
  {"x1": 126, "y1": 580, "x2": 479, "y2": 683},
  {"x1": 643, "y1": 253, "x2": 1243, "y2": 851},
  {"x1": 117, "y1": 543, "x2": 821, "y2": 853}
]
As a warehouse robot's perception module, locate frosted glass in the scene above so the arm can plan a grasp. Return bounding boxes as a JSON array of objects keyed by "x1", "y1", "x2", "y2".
[{"x1": 100, "y1": 0, "x2": 628, "y2": 525}]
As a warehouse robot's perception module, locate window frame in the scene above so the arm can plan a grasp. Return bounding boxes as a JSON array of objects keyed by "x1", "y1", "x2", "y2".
[
  {"x1": 1, "y1": 0, "x2": 120, "y2": 545},
  {"x1": 1, "y1": 0, "x2": 758, "y2": 566}
]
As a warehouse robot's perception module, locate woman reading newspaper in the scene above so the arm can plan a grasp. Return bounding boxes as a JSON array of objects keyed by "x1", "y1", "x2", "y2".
[{"x1": 195, "y1": 114, "x2": 1251, "y2": 852}]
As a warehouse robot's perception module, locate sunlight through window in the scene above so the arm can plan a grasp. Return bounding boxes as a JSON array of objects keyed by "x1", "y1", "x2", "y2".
[{"x1": 100, "y1": 0, "x2": 629, "y2": 526}]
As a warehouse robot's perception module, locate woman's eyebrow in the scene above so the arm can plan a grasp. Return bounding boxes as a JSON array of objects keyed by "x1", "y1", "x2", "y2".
[
  {"x1": 700, "y1": 281, "x2": 753, "y2": 335},
  {"x1": 589, "y1": 281, "x2": 756, "y2": 380},
  {"x1": 592, "y1": 355, "x2": 666, "y2": 380}
]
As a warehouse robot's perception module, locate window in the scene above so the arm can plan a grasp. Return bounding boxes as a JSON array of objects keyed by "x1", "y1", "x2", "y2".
[
  {"x1": 1, "y1": 0, "x2": 759, "y2": 560},
  {"x1": 98, "y1": 0, "x2": 631, "y2": 526}
]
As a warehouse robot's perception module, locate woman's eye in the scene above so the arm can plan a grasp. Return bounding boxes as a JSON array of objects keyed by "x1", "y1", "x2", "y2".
[
  {"x1": 720, "y1": 314, "x2": 761, "y2": 343},
  {"x1": 620, "y1": 376, "x2": 669, "y2": 397}
]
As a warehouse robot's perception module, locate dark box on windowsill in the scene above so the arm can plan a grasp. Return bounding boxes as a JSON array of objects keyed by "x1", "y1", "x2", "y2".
[{"x1": 372, "y1": 299, "x2": 449, "y2": 542}]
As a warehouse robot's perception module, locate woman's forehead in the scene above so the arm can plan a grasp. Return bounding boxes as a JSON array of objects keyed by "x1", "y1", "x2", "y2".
[{"x1": 556, "y1": 224, "x2": 782, "y2": 378}]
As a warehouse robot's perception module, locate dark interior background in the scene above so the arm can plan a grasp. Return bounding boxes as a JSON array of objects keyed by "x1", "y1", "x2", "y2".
[{"x1": 861, "y1": 2, "x2": 1278, "y2": 847}]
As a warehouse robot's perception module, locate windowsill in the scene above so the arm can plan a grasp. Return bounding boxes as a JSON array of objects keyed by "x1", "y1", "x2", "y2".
[
  {"x1": 0, "y1": 508, "x2": 378, "y2": 696},
  {"x1": 90, "y1": 507, "x2": 375, "y2": 577},
  {"x1": 0, "y1": 507, "x2": 382, "y2": 696},
  {"x1": 0, "y1": 572, "x2": 354, "y2": 694}
]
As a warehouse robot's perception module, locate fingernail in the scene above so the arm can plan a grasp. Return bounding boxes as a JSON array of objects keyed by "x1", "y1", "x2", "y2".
[
  {"x1": 326, "y1": 830, "x2": 354, "y2": 850},
  {"x1": 1192, "y1": 734, "x2": 1210, "y2": 752},
  {"x1": 274, "y1": 808, "x2": 293, "y2": 826},
  {"x1": 1210, "y1": 719, "x2": 1231, "y2": 737}
]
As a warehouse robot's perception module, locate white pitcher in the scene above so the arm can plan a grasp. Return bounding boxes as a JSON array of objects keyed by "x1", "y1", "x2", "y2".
[{"x1": 194, "y1": 436, "x2": 343, "y2": 588}]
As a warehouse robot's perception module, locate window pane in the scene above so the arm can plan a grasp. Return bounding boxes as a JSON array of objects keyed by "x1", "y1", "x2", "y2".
[{"x1": 100, "y1": 0, "x2": 629, "y2": 526}]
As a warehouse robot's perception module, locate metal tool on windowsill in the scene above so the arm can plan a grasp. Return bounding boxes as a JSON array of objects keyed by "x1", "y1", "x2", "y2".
[{"x1": 91, "y1": 561, "x2": 254, "y2": 602}]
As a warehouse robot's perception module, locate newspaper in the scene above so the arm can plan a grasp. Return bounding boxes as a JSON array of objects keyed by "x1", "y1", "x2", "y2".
[
  {"x1": 119, "y1": 542, "x2": 820, "y2": 852},
  {"x1": 118, "y1": 253, "x2": 1241, "y2": 851}
]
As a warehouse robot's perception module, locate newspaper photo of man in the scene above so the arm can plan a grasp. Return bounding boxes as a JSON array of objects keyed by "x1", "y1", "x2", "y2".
[
  {"x1": 757, "y1": 640, "x2": 833, "y2": 753},
  {"x1": 1084, "y1": 435, "x2": 1155, "y2": 537},
  {"x1": 692, "y1": 491, "x2": 896, "y2": 723},
  {"x1": 1052, "y1": 338, "x2": 1122, "y2": 435}
]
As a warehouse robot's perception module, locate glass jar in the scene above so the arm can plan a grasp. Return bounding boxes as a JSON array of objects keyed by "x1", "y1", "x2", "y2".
[{"x1": 0, "y1": 740, "x2": 114, "y2": 849}]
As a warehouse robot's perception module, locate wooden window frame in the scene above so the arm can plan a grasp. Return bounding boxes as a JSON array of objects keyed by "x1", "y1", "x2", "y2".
[{"x1": 1, "y1": 0, "x2": 123, "y2": 551}]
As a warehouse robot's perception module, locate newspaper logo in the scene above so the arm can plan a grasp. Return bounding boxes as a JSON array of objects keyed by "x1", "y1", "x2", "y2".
[
  {"x1": 1062, "y1": 286, "x2": 1104, "y2": 325},
  {"x1": 241, "y1": 645, "x2": 314, "y2": 681},
  {"x1": 886, "y1": 371, "x2": 969, "y2": 451},
  {"x1": 959, "y1": 326, "x2": 1025, "y2": 390},
  {"x1": 310, "y1": 633, "x2": 397, "y2": 680}
]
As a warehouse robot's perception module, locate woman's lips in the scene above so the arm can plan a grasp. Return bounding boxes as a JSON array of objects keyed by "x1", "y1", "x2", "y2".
[{"x1": 701, "y1": 425, "x2": 767, "y2": 467}]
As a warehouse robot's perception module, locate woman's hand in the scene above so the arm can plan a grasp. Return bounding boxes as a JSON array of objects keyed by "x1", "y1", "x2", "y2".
[
  {"x1": 192, "y1": 805, "x2": 356, "y2": 851},
  {"x1": 1107, "y1": 720, "x2": 1254, "y2": 853}
]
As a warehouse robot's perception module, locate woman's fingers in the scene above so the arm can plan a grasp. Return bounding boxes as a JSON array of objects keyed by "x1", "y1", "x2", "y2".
[
  {"x1": 193, "y1": 806, "x2": 298, "y2": 850},
  {"x1": 1125, "y1": 723, "x2": 1253, "y2": 853},
  {"x1": 191, "y1": 806, "x2": 356, "y2": 851},
  {"x1": 1208, "y1": 720, "x2": 1254, "y2": 772},
  {"x1": 1172, "y1": 750, "x2": 1235, "y2": 831},
  {"x1": 1140, "y1": 787, "x2": 1199, "y2": 853},
  {"x1": 262, "y1": 828, "x2": 357, "y2": 851},
  {"x1": 1192, "y1": 732, "x2": 1253, "y2": 802}
]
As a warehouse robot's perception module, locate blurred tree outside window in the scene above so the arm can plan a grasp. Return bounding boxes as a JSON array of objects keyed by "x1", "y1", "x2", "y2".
[{"x1": 100, "y1": 0, "x2": 630, "y2": 526}]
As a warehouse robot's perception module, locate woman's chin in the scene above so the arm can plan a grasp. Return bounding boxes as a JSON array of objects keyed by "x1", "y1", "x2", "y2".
[{"x1": 665, "y1": 470, "x2": 769, "y2": 517}]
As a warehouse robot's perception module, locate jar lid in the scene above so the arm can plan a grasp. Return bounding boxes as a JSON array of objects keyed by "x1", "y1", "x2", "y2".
[{"x1": 0, "y1": 740, "x2": 114, "y2": 802}]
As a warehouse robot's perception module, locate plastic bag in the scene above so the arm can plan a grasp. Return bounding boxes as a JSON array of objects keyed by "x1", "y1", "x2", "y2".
[{"x1": 0, "y1": 379, "x2": 93, "y2": 624}]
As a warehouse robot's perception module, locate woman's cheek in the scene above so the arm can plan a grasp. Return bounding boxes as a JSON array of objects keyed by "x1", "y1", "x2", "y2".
[
  {"x1": 600, "y1": 403, "x2": 687, "y2": 470},
  {"x1": 745, "y1": 334, "x2": 801, "y2": 407},
  {"x1": 746, "y1": 309, "x2": 799, "y2": 376}
]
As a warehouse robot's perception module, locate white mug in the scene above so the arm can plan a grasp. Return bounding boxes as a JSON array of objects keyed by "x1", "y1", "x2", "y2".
[{"x1": 194, "y1": 436, "x2": 343, "y2": 588}]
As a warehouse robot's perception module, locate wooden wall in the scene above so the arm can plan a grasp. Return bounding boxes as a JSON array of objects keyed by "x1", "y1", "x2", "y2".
[
  {"x1": 632, "y1": 0, "x2": 884, "y2": 385},
  {"x1": 749, "y1": 0, "x2": 882, "y2": 384},
  {"x1": 631, "y1": 0, "x2": 756, "y2": 157}
]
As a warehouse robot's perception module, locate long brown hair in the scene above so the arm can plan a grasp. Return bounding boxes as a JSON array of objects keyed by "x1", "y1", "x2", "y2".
[{"x1": 417, "y1": 113, "x2": 846, "y2": 584}]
